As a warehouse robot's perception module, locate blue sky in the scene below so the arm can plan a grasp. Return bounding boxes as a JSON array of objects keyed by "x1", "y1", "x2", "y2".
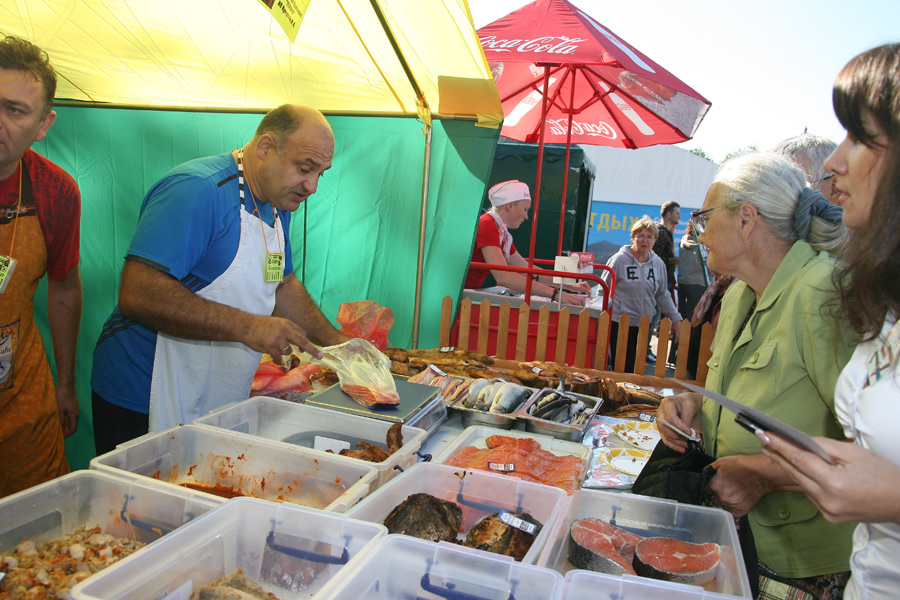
[{"x1": 469, "y1": 0, "x2": 900, "y2": 163}]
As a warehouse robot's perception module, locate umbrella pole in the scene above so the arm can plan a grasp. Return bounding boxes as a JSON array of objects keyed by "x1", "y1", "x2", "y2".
[
  {"x1": 411, "y1": 121, "x2": 433, "y2": 350},
  {"x1": 524, "y1": 67, "x2": 552, "y2": 304},
  {"x1": 557, "y1": 66, "x2": 576, "y2": 256}
]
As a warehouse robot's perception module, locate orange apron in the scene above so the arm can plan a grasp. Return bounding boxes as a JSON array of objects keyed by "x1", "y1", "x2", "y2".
[{"x1": 0, "y1": 162, "x2": 69, "y2": 498}]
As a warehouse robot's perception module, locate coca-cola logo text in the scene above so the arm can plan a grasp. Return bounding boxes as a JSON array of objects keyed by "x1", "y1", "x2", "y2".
[
  {"x1": 480, "y1": 35, "x2": 587, "y2": 55},
  {"x1": 546, "y1": 118, "x2": 617, "y2": 139}
]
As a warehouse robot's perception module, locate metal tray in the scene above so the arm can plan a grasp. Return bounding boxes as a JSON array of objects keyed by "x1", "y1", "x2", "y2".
[
  {"x1": 448, "y1": 382, "x2": 538, "y2": 431},
  {"x1": 515, "y1": 389, "x2": 602, "y2": 442}
]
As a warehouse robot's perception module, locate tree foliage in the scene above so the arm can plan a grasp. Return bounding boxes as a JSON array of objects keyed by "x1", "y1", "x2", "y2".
[
  {"x1": 687, "y1": 147, "x2": 714, "y2": 162},
  {"x1": 723, "y1": 144, "x2": 759, "y2": 162}
]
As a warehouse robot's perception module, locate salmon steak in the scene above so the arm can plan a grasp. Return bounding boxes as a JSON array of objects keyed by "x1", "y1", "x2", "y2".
[
  {"x1": 568, "y1": 518, "x2": 644, "y2": 575},
  {"x1": 632, "y1": 537, "x2": 721, "y2": 586}
]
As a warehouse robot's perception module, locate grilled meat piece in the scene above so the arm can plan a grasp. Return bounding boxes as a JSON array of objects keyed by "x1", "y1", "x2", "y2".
[
  {"x1": 383, "y1": 348, "x2": 409, "y2": 362},
  {"x1": 383, "y1": 493, "x2": 462, "y2": 543},
  {"x1": 463, "y1": 512, "x2": 542, "y2": 561},
  {"x1": 340, "y1": 440, "x2": 390, "y2": 462},
  {"x1": 386, "y1": 422, "x2": 403, "y2": 453},
  {"x1": 191, "y1": 568, "x2": 280, "y2": 600}
]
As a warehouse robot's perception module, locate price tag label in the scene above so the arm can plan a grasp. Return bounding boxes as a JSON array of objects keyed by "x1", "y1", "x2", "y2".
[
  {"x1": 531, "y1": 366, "x2": 542, "y2": 373},
  {"x1": 265, "y1": 253, "x2": 284, "y2": 283},
  {"x1": 0, "y1": 256, "x2": 16, "y2": 294},
  {"x1": 487, "y1": 462, "x2": 516, "y2": 472},
  {"x1": 498, "y1": 511, "x2": 537, "y2": 535},
  {"x1": 313, "y1": 435, "x2": 351, "y2": 454},
  {"x1": 440, "y1": 346, "x2": 456, "y2": 353},
  {"x1": 638, "y1": 412, "x2": 657, "y2": 423}
]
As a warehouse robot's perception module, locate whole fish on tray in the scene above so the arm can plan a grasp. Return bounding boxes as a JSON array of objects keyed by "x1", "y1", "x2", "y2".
[
  {"x1": 458, "y1": 379, "x2": 531, "y2": 414},
  {"x1": 527, "y1": 391, "x2": 591, "y2": 425}
]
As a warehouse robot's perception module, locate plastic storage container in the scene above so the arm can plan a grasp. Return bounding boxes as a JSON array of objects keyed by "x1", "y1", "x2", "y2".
[
  {"x1": 345, "y1": 462, "x2": 566, "y2": 565},
  {"x1": 316, "y1": 535, "x2": 563, "y2": 600},
  {"x1": 405, "y1": 392, "x2": 448, "y2": 436},
  {"x1": 433, "y1": 425, "x2": 592, "y2": 466},
  {"x1": 193, "y1": 396, "x2": 427, "y2": 489},
  {"x1": 0, "y1": 470, "x2": 221, "y2": 594},
  {"x1": 71, "y1": 497, "x2": 387, "y2": 600},
  {"x1": 90, "y1": 424, "x2": 377, "y2": 513},
  {"x1": 560, "y1": 569, "x2": 746, "y2": 600},
  {"x1": 433, "y1": 425, "x2": 591, "y2": 495},
  {"x1": 538, "y1": 489, "x2": 752, "y2": 598}
]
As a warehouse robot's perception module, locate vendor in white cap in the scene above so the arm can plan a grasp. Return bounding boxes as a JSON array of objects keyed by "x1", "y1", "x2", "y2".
[{"x1": 464, "y1": 180, "x2": 591, "y2": 305}]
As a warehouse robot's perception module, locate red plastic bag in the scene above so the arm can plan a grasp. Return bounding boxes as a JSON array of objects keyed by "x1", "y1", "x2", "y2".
[{"x1": 336, "y1": 301, "x2": 394, "y2": 351}]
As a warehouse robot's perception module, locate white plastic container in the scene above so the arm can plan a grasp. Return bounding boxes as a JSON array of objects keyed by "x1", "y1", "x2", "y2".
[
  {"x1": 432, "y1": 425, "x2": 592, "y2": 495},
  {"x1": 0, "y1": 470, "x2": 221, "y2": 593},
  {"x1": 560, "y1": 569, "x2": 746, "y2": 600},
  {"x1": 345, "y1": 462, "x2": 567, "y2": 565},
  {"x1": 405, "y1": 392, "x2": 448, "y2": 435},
  {"x1": 538, "y1": 489, "x2": 752, "y2": 598},
  {"x1": 0, "y1": 469, "x2": 220, "y2": 549},
  {"x1": 71, "y1": 497, "x2": 387, "y2": 600},
  {"x1": 90, "y1": 424, "x2": 376, "y2": 513},
  {"x1": 193, "y1": 396, "x2": 427, "y2": 489},
  {"x1": 316, "y1": 535, "x2": 563, "y2": 600},
  {"x1": 433, "y1": 425, "x2": 592, "y2": 465}
]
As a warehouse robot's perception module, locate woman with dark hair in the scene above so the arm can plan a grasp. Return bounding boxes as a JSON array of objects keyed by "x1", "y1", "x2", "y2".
[
  {"x1": 658, "y1": 151, "x2": 855, "y2": 598},
  {"x1": 761, "y1": 42, "x2": 900, "y2": 600}
]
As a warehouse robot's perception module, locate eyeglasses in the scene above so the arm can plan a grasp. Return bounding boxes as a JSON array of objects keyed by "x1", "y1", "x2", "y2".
[
  {"x1": 633, "y1": 233, "x2": 656, "y2": 241},
  {"x1": 690, "y1": 205, "x2": 725, "y2": 235},
  {"x1": 812, "y1": 173, "x2": 834, "y2": 188}
]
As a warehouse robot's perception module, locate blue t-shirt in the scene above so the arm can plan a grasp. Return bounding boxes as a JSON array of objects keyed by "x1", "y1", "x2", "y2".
[{"x1": 91, "y1": 153, "x2": 293, "y2": 413}]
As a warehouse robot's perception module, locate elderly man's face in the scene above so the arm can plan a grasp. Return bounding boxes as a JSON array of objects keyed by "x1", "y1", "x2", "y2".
[
  {"x1": 257, "y1": 121, "x2": 334, "y2": 212},
  {"x1": 0, "y1": 67, "x2": 55, "y2": 179}
]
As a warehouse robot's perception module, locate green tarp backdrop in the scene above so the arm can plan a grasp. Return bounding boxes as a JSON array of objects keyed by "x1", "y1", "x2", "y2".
[{"x1": 31, "y1": 106, "x2": 499, "y2": 469}]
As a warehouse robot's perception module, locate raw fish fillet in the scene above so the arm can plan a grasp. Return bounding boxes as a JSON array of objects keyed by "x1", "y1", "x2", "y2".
[
  {"x1": 485, "y1": 435, "x2": 541, "y2": 453},
  {"x1": 252, "y1": 362, "x2": 319, "y2": 395},
  {"x1": 443, "y1": 439, "x2": 585, "y2": 494},
  {"x1": 341, "y1": 383, "x2": 400, "y2": 407}
]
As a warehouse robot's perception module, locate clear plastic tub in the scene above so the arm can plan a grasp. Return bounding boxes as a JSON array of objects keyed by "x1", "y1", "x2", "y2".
[
  {"x1": 71, "y1": 497, "x2": 387, "y2": 600},
  {"x1": 316, "y1": 535, "x2": 563, "y2": 600},
  {"x1": 193, "y1": 396, "x2": 427, "y2": 489},
  {"x1": 560, "y1": 569, "x2": 746, "y2": 600},
  {"x1": 0, "y1": 469, "x2": 220, "y2": 550},
  {"x1": 406, "y1": 393, "x2": 448, "y2": 436},
  {"x1": 433, "y1": 425, "x2": 592, "y2": 465},
  {"x1": 345, "y1": 462, "x2": 567, "y2": 564},
  {"x1": 432, "y1": 425, "x2": 591, "y2": 495},
  {"x1": 538, "y1": 489, "x2": 752, "y2": 598},
  {"x1": 90, "y1": 424, "x2": 377, "y2": 513},
  {"x1": 0, "y1": 470, "x2": 221, "y2": 595}
]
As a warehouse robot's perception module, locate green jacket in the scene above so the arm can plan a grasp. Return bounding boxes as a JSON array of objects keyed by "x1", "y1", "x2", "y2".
[{"x1": 702, "y1": 240, "x2": 856, "y2": 578}]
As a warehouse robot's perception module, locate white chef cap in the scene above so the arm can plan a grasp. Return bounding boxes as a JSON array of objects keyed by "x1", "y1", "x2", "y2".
[{"x1": 488, "y1": 180, "x2": 531, "y2": 207}]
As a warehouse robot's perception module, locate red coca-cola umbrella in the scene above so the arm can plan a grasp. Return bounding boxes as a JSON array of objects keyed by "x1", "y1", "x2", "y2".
[{"x1": 478, "y1": 0, "x2": 710, "y2": 297}]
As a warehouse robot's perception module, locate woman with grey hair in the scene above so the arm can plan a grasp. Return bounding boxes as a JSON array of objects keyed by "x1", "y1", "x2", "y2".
[
  {"x1": 772, "y1": 133, "x2": 840, "y2": 204},
  {"x1": 657, "y1": 152, "x2": 856, "y2": 598}
]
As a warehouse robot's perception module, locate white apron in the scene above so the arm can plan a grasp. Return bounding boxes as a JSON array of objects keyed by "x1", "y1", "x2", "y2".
[{"x1": 148, "y1": 181, "x2": 284, "y2": 431}]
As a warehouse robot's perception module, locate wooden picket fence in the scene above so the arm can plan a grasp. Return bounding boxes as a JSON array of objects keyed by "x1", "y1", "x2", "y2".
[{"x1": 439, "y1": 296, "x2": 715, "y2": 384}]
